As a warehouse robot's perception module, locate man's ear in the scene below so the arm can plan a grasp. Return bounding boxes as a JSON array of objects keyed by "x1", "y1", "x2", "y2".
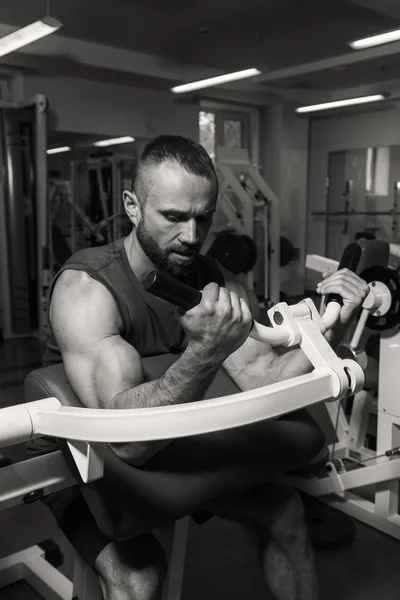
[{"x1": 123, "y1": 190, "x2": 142, "y2": 224}]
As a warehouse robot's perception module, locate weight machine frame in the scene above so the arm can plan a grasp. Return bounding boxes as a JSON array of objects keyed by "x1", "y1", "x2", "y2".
[
  {"x1": 0, "y1": 95, "x2": 48, "y2": 340},
  {"x1": 0, "y1": 295, "x2": 363, "y2": 599},
  {"x1": 0, "y1": 450, "x2": 188, "y2": 600},
  {"x1": 287, "y1": 251, "x2": 400, "y2": 541},
  {"x1": 212, "y1": 146, "x2": 281, "y2": 306}
]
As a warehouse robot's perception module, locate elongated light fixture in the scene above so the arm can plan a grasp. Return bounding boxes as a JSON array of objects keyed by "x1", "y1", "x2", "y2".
[
  {"x1": 93, "y1": 136, "x2": 135, "y2": 147},
  {"x1": 296, "y1": 94, "x2": 386, "y2": 114},
  {"x1": 0, "y1": 17, "x2": 62, "y2": 57},
  {"x1": 350, "y1": 28, "x2": 400, "y2": 50},
  {"x1": 47, "y1": 146, "x2": 70, "y2": 155},
  {"x1": 171, "y1": 67, "x2": 262, "y2": 94}
]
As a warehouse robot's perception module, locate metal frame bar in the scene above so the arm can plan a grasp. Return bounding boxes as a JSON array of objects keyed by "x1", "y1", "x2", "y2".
[
  {"x1": 35, "y1": 95, "x2": 49, "y2": 337},
  {"x1": 0, "y1": 451, "x2": 75, "y2": 511},
  {"x1": 293, "y1": 251, "x2": 400, "y2": 539},
  {"x1": 26, "y1": 369, "x2": 338, "y2": 450},
  {"x1": 0, "y1": 94, "x2": 48, "y2": 339},
  {"x1": 0, "y1": 546, "x2": 73, "y2": 600}
]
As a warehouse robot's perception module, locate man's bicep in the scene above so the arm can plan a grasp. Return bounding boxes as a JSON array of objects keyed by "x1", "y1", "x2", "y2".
[
  {"x1": 50, "y1": 270, "x2": 143, "y2": 409},
  {"x1": 63, "y1": 336, "x2": 144, "y2": 409}
]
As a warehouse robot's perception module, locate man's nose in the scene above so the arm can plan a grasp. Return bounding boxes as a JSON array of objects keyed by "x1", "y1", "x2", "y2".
[{"x1": 179, "y1": 218, "x2": 199, "y2": 246}]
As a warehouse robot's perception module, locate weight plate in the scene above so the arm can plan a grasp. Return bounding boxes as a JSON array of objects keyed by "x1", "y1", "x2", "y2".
[
  {"x1": 206, "y1": 230, "x2": 258, "y2": 274},
  {"x1": 359, "y1": 265, "x2": 400, "y2": 331},
  {"x1": 268, "y1": 236, "x2": 295, "y2": 267}
]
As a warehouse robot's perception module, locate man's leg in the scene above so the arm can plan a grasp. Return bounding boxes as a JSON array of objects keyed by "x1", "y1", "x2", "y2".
[
  {"x1": 44, "y1": 488, "x2": 167, "y2": 600},
  {"x1": 94, "y1": 534, "x2": 167, "y2": 600},
  {"x1": 205, "y1": 482, "x2": 319, "y2": 600}
]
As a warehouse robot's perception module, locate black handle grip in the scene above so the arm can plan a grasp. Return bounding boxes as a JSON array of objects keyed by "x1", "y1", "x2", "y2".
[
  {"x1": 326, "y1": 242, "x2": 362, "y2": 306},
  {"x1": 144, "y1": 271, "x2": 202, "y2": 311}
]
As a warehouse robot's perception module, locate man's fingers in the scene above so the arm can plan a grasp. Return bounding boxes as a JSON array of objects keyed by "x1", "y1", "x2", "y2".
[
  {"x1": 318, "y1": 271, "x2": 369, "y2": 298},
  {"x1": 318, "y1": 281, "x2": 360, "y2": 299},
  {"x1": 229, "y1": 291, "x2": 242, "y2": 319},
  {"x1": 240, "y1": 297, "x2": 253, "y2": 324},
  {"x1": 201, "y1": 282, "x2": 220, "y2": 310}
]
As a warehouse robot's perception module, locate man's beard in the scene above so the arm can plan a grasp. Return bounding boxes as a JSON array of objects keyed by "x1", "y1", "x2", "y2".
[{"x1": 136, "y1": 218, "x2": 199, "y2": 278}]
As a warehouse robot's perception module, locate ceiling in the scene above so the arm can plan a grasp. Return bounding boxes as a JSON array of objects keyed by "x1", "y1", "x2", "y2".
[{"x1": 1, "y1": 0, "x2": 400, "y2": 102}]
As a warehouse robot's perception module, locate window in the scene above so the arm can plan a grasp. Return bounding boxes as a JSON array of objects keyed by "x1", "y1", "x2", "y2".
[
  {"x1": 199, "y1": 111, "x2": 216, "y2": 160},
  {"x1": 223, "y1": 119, "x2": 242, "y2": 148},
  {"x1": 366, "y1": 146, "x2": 390, "y2": 196},
  {"x1": 199, "y1": 110, "x2": 250, "y2": 159}
]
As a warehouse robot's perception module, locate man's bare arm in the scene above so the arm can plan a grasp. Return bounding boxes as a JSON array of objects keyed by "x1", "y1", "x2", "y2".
[{"x1": 51, "y1": 271, "x2": 248, "y2": 465}]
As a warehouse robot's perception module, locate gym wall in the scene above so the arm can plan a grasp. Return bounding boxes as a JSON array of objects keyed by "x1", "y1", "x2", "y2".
[
  {"x1": 23, "y1": 75, "x2": 199, "y2": 140},
  {"x1": 307, "y1": 104, "x2": 400, "y2": 290},
  {"x1": 262, "y1": 104, "x2": 309, "y2": 297}
]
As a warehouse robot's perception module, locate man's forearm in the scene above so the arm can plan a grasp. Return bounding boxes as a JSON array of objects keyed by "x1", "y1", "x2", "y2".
[
  {"x1": 258, "y1": 346, "x2": 312, "y2": 386},
  {"x1": 109, "y1": 344, "x2": 222, "y2": 465}
]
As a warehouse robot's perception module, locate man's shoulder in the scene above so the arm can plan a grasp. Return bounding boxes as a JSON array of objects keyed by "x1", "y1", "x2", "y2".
[{"x1": 65, "y1": 238, "x2": 124, "y2": 271}]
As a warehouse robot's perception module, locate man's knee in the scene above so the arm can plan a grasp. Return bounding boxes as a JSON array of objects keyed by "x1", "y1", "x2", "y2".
[
  {"x1": 257, "y1": 485, "x2": 308, "y2": 545},
  {"x1": 95, "y1": 534, "x2": 167, "y2": 598}
]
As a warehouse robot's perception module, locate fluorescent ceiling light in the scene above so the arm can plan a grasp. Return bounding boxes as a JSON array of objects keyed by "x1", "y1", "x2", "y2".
[
  {"x1": 296, "y1": 94, "x2": 386, "y2": 114},
  {"x1": 47, "y1": 146, "x2": 71, "y2": 155},
  {"x1": 350, "y1": 29, "x2": 400, "y2": 50},
  {"x1": 171, "y1": 68, "x2": 262, "y2": 94},
  {"x1": 93, "y1": 136, "x2": 135, "y2": 147},
  {"x1": 0, "y1": 17, "x2": 62, "y2": 57}
]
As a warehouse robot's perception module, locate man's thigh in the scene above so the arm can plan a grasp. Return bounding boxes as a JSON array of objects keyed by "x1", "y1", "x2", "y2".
[{"x1": 140, "y1": 409, "x2": 325, "y2": 508}]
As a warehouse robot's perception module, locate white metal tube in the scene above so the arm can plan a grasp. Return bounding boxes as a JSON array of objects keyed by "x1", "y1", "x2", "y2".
[
  {"x1": 290, "y1": 303, "x2": 311, "y2": 318},
  {"x1": 0, "y1": 451, "x2": 75, "y2": 511},
  {"x1": 306, "y1": 254, "x2": 339, "y2": 274},
  {"x1": 350, "y1": 308, "x2": 370, "y2": 349},
  {"x1": 0, "y1": 397, "x2": 61, "y2": 448},
  {"x1": 250, "y1": 320, "x2": 291, "y2": 345},
  {"x1": 322, "y1": 302, "x2": 341, "y2": 330},
  {"x1": 0, "y1": 405, "x2": 33, "y2": 446},
  {"x1": 31, "y1": 368, "x2": 338, "y2": 443}
]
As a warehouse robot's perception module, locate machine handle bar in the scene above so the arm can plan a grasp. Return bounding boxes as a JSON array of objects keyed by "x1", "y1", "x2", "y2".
[{"x1": 144, "y1": 243, "x2": 361, "y2": 345}]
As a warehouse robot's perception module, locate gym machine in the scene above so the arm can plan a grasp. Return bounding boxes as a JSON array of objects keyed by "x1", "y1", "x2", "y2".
[
  {"x1": 205, "y1": 146, "x2": 295, "y2": 307},
  {"x1": 312, "y1": 178, "x2": 400, "y2": 254},
  {"x1": 69, "y1": 155, "x2": 134, "y2": 250},
  {"x1": 49, "y1": 179, "x2": 121, "y2": 272},
  {"x1": 288, "y1": 240, "x2": 400, "y2": 540},
  {"x1": 0, "y1": 251, "x2": 364, "y2": 600},
  {"x1": 48, "y1": 156, "x2": 134, "y2": 274},
  {"x1": 0, "y1": 95, "x2": 48, "y2": 340}
]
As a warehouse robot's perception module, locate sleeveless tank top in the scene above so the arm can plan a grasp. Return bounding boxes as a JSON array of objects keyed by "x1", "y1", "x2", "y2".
[{"x1": 44, "y1": 237, "x2": 225, "y2": 365}]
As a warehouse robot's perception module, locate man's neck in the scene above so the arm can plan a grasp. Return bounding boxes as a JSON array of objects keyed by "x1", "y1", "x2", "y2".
[{"x1": 123, "y1": 233, "x2": 155, "y2": 284}]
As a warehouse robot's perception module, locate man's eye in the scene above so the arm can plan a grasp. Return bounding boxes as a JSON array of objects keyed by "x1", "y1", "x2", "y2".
[{"x1": 166, "y1": 215, "x2": 180, "y2": 222}]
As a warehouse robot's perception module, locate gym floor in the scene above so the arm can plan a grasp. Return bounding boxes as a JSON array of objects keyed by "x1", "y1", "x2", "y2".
[{"x1": 0, "y1": 337, "x2": 400, "y2": 600}]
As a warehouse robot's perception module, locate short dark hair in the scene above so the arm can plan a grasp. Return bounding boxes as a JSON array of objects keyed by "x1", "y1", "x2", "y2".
[{"x1": 132, "y1": 135, "x2": 219, "y2": 205}]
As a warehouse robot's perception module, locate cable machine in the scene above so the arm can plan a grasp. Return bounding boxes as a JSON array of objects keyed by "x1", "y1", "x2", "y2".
[
  {"x1": 205, "y1": 146, "x2": 295, "y2": 306},
  {"x1": 0, "y1": 95, "x2": 48, "y2": 340}
]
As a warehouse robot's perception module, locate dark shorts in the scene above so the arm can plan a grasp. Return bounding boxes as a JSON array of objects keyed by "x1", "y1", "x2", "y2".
[{"x1": 32, "y1": 408, "x2": 324, "y2": 567}]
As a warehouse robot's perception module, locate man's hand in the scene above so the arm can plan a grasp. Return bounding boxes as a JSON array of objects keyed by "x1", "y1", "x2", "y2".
[
  {"x1": 178, "y1": 282, "x2": 253, "y2": 362},
  {"x1": 317, "y1": 268, "x2": 370, "y2": 324}
]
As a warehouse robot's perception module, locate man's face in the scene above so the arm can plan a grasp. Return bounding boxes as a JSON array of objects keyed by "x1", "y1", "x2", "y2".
[{"x1": 136, "y1": 161, "x2": 216, "y2": 277}]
